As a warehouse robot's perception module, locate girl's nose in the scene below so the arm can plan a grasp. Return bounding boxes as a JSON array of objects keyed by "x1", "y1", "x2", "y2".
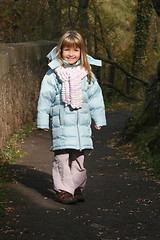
[{"x1": 69, "y1": 50, "x2": 73, "y2": 56}]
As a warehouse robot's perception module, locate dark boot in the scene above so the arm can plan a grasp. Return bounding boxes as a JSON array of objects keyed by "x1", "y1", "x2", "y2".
[
  {"x1": 74, "y1": 188, "x2": 85, "y2": 202},
  {"x1": 55, "y1": 191, "x2": 77, "y2": 204}
]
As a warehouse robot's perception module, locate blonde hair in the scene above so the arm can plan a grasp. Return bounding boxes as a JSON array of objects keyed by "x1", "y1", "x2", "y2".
[{"x1": 56, "y1": 30, "x2": 92, "y2": 82}]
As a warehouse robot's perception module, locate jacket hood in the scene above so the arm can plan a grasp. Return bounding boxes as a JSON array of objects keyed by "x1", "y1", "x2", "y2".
[{"x1": 47, "y1": 46, "x2": 102, "y2": 70}]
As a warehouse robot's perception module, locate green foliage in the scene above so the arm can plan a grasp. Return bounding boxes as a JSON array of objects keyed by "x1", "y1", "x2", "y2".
[
  {"x1": 0, "y1": 127, "x2": 28, "y2": 161},
  {"x1": 97, "y1": 0, "x2": 159, "y2": 95},
  {"x1": 0, "y1": 0, "x2": 53, "y2": 42},
  {"x1": 98, "y1": 0, "x2": 136, "y2": 47},
  {"x1": 0, "y1": 123, "x2": 35, "y2": 214},
  {"x1": 91, "y1": 0, "x2": 136, "y2": 62},
  {"x1": 133, "y1": 127, "x2": 160, "y2": 178},
  {"x1": 0, "y1": 124, "x2": 34, "y2": 162},
  {"x1": 0, "y1": 123, "x2": 35, "y2": 183},
  {"x1": 0, "y1": 0, "x2": 159, "y2": 99}
]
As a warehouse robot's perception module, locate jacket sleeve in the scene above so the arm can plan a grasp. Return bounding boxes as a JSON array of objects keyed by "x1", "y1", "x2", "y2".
[
  {"x1": 88, "y1": 75, "x2": 107, "y2": 127},
  {"x1": 37, "y1": 70, "x2": 56, "y2": 129}
]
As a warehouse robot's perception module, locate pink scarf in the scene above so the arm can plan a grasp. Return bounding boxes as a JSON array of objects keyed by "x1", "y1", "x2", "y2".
[{"x1": 55, "y1": 66, "x2": 87, "y2": 109}]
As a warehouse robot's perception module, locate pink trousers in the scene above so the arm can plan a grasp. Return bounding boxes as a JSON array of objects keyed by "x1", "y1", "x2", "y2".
[{"x1": 52, "y1": 150, "x2": 87, "y2": 195}]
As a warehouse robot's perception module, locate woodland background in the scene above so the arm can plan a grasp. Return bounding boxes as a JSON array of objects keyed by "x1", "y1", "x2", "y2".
[
  {"x1": 1, "y1": 0, "x2": 159, "y2": 78},
  {"x1": 0, "y1": 0, "x2": 160, "y2": 176}
]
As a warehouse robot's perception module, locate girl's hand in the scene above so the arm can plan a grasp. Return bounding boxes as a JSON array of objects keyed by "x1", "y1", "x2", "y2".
[
  {"x1": 43, "y1": 129, "x2": 49, "y2": 132},
  {"x1": 38, "y1": 128, "x2": 49, "y2": 132},
  {"x1": 94, "y1": 125, "x2": 101, "y2": 130}
]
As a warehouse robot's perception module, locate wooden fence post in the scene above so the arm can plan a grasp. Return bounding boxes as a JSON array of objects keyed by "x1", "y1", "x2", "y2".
[
  {"x1": 107, "y1": 64, "x2": 116, "y2": 100},
  {"x1": 124, "y1": 76, "x2": 131, "y2": 95}
]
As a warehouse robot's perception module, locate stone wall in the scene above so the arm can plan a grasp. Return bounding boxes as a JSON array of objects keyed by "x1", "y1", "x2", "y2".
[{"x1": 0, "y1": 41, "x2": 56, "y2": 149}]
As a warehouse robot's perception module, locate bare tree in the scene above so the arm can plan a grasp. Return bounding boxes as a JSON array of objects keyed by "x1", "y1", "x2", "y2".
[{"x1": 47, "y1": 0, "x2": 62, "y2": 39}]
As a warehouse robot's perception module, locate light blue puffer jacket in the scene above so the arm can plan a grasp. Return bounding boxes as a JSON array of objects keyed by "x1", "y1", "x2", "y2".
[{"x1": 37, "y1": 56, "x2": 107, "y2": 151}]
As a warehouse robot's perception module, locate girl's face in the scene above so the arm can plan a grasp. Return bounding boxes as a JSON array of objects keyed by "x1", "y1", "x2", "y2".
[{"x1": 62, "y1": 46, "x2": 81, "y2": 65}]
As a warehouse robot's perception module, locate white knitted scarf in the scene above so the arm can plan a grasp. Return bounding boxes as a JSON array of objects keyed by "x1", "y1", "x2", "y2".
[{"x1": 55, "y1": 66, "x2": 87, "y2": 109}]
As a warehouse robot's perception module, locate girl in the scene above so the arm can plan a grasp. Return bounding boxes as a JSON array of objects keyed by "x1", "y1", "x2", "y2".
[{"x1": 37, "y1": 30, "x2": 107, "y2": 204}]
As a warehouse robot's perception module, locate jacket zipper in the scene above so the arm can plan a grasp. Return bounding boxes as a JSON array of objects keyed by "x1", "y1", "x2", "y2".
[{"x1": 77, "y1": 110, "x2": 81, "y2": 150}]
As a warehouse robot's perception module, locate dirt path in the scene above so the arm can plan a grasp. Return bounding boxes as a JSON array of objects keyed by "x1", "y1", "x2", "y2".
[{"x1": 1, "y1": 111, "x2": 160, "y2": 240}]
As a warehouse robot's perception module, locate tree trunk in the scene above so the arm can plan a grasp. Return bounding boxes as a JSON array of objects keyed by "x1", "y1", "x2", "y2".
[
  {"x1": 47, "y1": 0, "x2": 62, "y2": 40},
  {"x1": 77, "y1": 0, "x2": 89, "y2": 41},
  {"x1": 121, "y1": 61, "x2": 160, "y2": 156},
  {"x1": 132, "y1": 0, "x2": 153, "y2": 77}
]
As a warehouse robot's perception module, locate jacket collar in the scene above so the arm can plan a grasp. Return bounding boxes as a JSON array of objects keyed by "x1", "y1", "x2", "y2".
[{"x1": 47, "y1": 46, "x2": 102, "y2": 70}]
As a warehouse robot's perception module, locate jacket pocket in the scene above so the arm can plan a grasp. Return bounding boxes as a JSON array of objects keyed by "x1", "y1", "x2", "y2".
[{"x1": 51, "y1": 106, "x2": 60, "y2": 127}]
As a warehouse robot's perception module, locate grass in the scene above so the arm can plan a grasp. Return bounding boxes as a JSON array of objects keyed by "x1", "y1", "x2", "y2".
[
  {"x1": 117, "y1": 128, "x2": 160, "y2": 180},
  {"x1": 106, "y1": 96, "x2": 143, "y2": 112},
  {"x1": 133, "y1": 129, "x2": 160, "y2": 178},
  {"x1": 106, "y1": 97, "x2": 160, "y2": 180},
  {"x1": 0, "y1": 123, "x2": 35, "y2": 214},
  {"x1": 0, "y1": 123, "x2": 36, "y2": 182},
  {"x1": 0, "y1": 124, "x2": 35, "y2": 163},
  {"x1": 110, "y1": 135, "x2": 160, "y2": 182}
]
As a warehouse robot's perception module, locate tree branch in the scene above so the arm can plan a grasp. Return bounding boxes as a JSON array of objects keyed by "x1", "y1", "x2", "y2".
[
  {"x1": 96, "y1": 56, "x2": 148, "y2": 86},
  {"x1": 102, "y1": 83, "x2": 139, "y2": 100}
]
